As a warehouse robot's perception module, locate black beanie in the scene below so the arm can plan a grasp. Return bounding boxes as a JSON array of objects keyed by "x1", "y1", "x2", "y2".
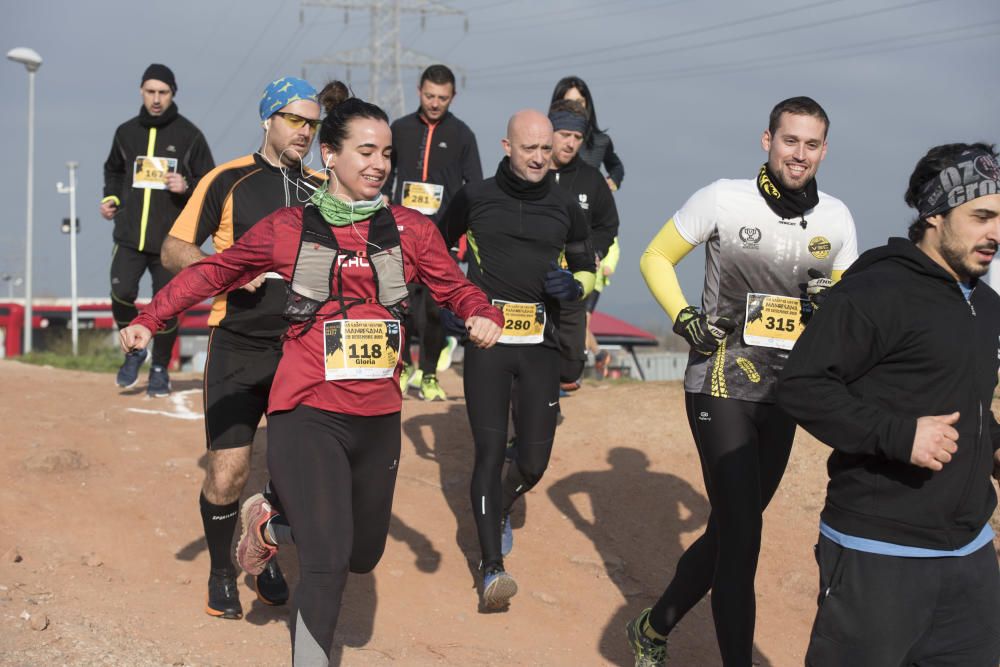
[{"x1": 141, "y1": 64, "x2": 177, "y2": 93}]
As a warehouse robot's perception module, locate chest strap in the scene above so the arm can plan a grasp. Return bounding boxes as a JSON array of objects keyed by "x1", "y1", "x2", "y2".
[{"x1": 284, "y1": 205, "x2": 409, "y2": 334}]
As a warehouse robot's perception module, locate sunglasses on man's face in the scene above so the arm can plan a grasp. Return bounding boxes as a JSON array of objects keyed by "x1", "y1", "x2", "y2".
[{"x1": 273, "y1": 111, "x2": 322, "y2": 131}]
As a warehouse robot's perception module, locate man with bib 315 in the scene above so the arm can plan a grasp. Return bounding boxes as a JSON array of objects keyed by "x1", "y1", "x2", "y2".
[{"x1": 629, "y1": 96, "x2": 858, "y2": 666}]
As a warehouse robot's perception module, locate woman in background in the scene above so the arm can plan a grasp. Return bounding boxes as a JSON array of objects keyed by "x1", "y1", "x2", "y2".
[{"x1": 551, "y1": 75, "x2": 624, "y2": 191}]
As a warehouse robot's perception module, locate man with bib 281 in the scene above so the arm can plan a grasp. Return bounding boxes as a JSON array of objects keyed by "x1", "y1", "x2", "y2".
[
  {"x1": 382, "y1": 64, "x2": 482, "y2": 400},
  {"x1": 628, "y1": 97, "x2": 858, "y2": 667}
]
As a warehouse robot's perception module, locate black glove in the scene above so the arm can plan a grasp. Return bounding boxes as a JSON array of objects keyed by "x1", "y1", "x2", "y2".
[
  {"x1": 544, "y1": 263, "x2": 583, "y2": 301},
  {"x1": 673, "y1": 306, "x2": 737, "y2": 356},
  {"x1": 806, "y1": 268, "x2": 834, "y2": 309}
]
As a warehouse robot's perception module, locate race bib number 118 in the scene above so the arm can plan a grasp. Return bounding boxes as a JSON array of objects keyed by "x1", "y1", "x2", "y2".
[{"x1": 324, "y1": 319, "x2": 400, "y2": 380}]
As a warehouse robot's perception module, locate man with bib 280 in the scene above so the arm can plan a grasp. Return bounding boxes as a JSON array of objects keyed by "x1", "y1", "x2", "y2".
[
  {"x1": 439, "y1": 109, "x2": 595, "y2": 611},
  {"x1": 383, "y1": 64, "x2": 482, "y2": 401},
  {"x1": 629, "y1": 97, "x2": 858, "y2": 667}
]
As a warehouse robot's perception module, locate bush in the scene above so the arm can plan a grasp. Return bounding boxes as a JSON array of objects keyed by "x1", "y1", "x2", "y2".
[{"x1": 19, "y1": 329, "x2": 122, "y2": 373}]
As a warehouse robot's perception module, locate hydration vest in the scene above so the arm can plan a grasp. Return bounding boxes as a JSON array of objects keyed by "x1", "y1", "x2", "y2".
[{"x1": 284, "y1": 205, "x2": 409, "y2": 333}]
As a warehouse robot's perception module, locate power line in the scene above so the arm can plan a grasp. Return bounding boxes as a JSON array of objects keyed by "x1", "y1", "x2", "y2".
[
  {"x1": 213, "y1": 18, "x2": 341, "y2": 150},
  {"x1": 201, "y1": 1, "x2": 291, "y2": 120},
  {"x1": 300, "y1": 0, "x2": 467, "y2": 119},
  {"x1": 473, "y1": 0, "x2": 952, "y2": 82},
  {"x1": 600, "y1": 21, "x2": 1000, "y2": 88},
  {"x1": 470, "y1": 0, "x2": 848, "y2": 75},
  {"x1": 448, "y1": 0, "x2": 672, "y2": 36}
]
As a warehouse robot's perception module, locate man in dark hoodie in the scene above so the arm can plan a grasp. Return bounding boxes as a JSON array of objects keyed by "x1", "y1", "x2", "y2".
[
  {"x1": 548, "y1": 99, "x2": 618, "y2": 389},
  {"x1": 778, "y1": 142, "x2": 1000, "y2": 666},
  {"x1": 101, "y1": 64, "x2": 214, "y2": 396}
]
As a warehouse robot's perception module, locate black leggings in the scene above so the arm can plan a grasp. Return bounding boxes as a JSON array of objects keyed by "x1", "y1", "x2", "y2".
[
  {"x1": 464, "y1": 343, "x2": 560, "y2": 568},
  {"x1": 650, "y1": 393, "x2": 795, "y2": 666},
  {"x1": 401, "y1": 284, "x2": 445, "y2": 374},
  {"x1": 110, "y1": 244, "x2": 178, "y2": 367},
  {"x1": 267, "y1": 406, "x2": 400, "y2": 667}
]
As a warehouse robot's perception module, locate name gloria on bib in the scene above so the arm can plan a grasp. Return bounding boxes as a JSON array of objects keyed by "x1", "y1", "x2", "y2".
[{"x1": 324, "y1": 319, "x2": 400, "y2": 380}]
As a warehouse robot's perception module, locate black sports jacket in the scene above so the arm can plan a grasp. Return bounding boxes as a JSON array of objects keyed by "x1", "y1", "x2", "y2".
[
  {"x1": 552, "y1": 156, "x2": 619, "y2": 258},
  {"x1": 382, "y1": 110, "x2": 482, "y2": 223},
  {"x1": 103, "y1": 106, "x2": 214, "y2": 254}
]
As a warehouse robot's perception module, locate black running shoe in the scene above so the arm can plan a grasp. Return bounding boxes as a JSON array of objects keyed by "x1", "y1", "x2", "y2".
[
  {"x1": 254, "y1": 558, "x2": 289, "y2": 606},
  {"x1": 205, "y1": 569, "x2": 242, "y2": 620}
]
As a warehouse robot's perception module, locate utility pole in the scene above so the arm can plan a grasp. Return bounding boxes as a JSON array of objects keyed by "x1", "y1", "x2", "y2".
[
  {"x1": 300, "y1": 0, "x2": 467, "y2": 120},
  {"x1": 57, "y1": 161, "x2": 80, "y2": 356}
]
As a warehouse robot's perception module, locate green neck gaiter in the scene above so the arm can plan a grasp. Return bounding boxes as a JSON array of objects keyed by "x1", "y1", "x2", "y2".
[{"x1": 310, "y1": 188, "x2": 386, "y2": 227}]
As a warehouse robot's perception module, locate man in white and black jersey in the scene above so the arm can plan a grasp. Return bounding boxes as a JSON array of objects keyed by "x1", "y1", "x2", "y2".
[{"x1": 627, "y1": 97, "x2": 858, "y2": 666}]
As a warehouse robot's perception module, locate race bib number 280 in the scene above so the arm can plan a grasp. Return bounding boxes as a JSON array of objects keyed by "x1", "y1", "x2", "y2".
[
  {"x1": 324, "y1": 319, "x2": 400, "y2": 380},
  {"x1": 493, "y1": 300, "x2": 545, "y2": 345},
  {"x1": 742, "y1": 293, "x2": 806, "y2": 350}
]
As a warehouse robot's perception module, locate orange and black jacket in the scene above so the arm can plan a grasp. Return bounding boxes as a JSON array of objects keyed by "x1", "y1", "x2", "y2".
[
  {"x1": 102, "y1": 106, "x2": 214, "y2": 255},
  {"x1": 168, "y1": 153, "x2": 324, "y2": 340},
  {"x1": 382, "y1": 110, "x2": 482, "y2": 223}
]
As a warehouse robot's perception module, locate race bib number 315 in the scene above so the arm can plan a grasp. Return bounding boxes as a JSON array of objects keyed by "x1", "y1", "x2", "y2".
[
  {"x1": 743, "y1": 293, "x2": 806, "y2": 350},
  {"x1": 493, "y1": 300, "x2": 545, "y2": 345},
  {"x1": 324, "y1": 319, "x2": 400, "y2": 380}
]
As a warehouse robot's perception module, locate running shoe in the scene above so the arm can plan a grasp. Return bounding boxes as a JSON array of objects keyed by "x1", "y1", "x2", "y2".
[
  {"x1": 147, "y1": 365, "x2": 171, "y2": 397},
  {"x1": 504, "y1": 436, "x2": 518, "y2": 462},
  {"x1": 501, "y1": 512, "x2": 513, "y2": 557},
  {"x1": 625, "y1": 607, "x2": 669, "y2": 666},
  {"x1": 236, "y1": 493, "x2": 278, "y2": 576},
  {"x1": 205, "y1": 569, "x2": 242, "y2": 620},
  {"x1": 115, "y1": 348, "x2": 147, "y2": 388},
  {"x1": 560, "y1": 380, "x2": 581, "y2": 392},
  {"x1": 254, "y1": 559, "x2": 289, "y2": 606},
  {"x1": 482, "y1": 564, "x2": 517, "y2": 610},
  {"x1": 399, "y1": 364, "x2": 415, "y2": 392},
  {"x1": 409, "y1": 368, "x2": 424, "y2": 388},
  {"x1": 594, "y1": 350, "x2": 611, "y2": 380},
  {"x1": 419, "y1": 374, "x2": 447, "y2": 401},
  {"x1": 436, "y1": 335, "x2": 459, "y2": 373}
]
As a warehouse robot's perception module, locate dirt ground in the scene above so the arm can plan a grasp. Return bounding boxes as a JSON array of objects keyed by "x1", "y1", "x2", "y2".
[{"x1": 0, "y1": 359, "x2": 997, "y2": 666}]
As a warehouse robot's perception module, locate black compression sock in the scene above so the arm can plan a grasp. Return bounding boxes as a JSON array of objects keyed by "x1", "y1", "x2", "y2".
[
  {"x1": 265, "y1": 515, "x2": 295, "y2": 546},
  {"x1": 199, "y1": 493, "x2": 238, "y2": 575},
  {"x1": 262, "y1": 480, "x2": 284, "y2": 514},
  {"x1": 646, "y1": 606, "x2": 670, "y2": 638}
]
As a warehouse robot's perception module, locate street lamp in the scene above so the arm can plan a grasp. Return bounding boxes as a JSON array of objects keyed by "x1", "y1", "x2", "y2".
[
  {"x1": 7, "y1": 47, "x2": 42, "y2": 354},
  {"x1": 2, "y1": 274, "x2": 24, "y2": 300},
  {"x1": 57, "y1": 162, "x2": 80, "y2": 356}
]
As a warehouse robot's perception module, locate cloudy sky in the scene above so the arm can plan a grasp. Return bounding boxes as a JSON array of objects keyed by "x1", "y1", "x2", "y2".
[{"x1": 2, "y1": 0, "x2": 998, "y2": 329}]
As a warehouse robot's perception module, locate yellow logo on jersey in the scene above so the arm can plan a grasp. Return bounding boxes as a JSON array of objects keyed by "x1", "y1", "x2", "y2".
[
  {"x1": 736, "y1": 357, "x2": 761, "y2": 383},
  {"x1": 808, "y1": 236, "x2": 831, "y2": 260}
]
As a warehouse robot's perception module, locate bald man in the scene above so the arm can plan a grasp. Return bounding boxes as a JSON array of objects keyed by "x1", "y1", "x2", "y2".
[{"x1": 439, "y1": 109, "x2": 596, "y2": 610}]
